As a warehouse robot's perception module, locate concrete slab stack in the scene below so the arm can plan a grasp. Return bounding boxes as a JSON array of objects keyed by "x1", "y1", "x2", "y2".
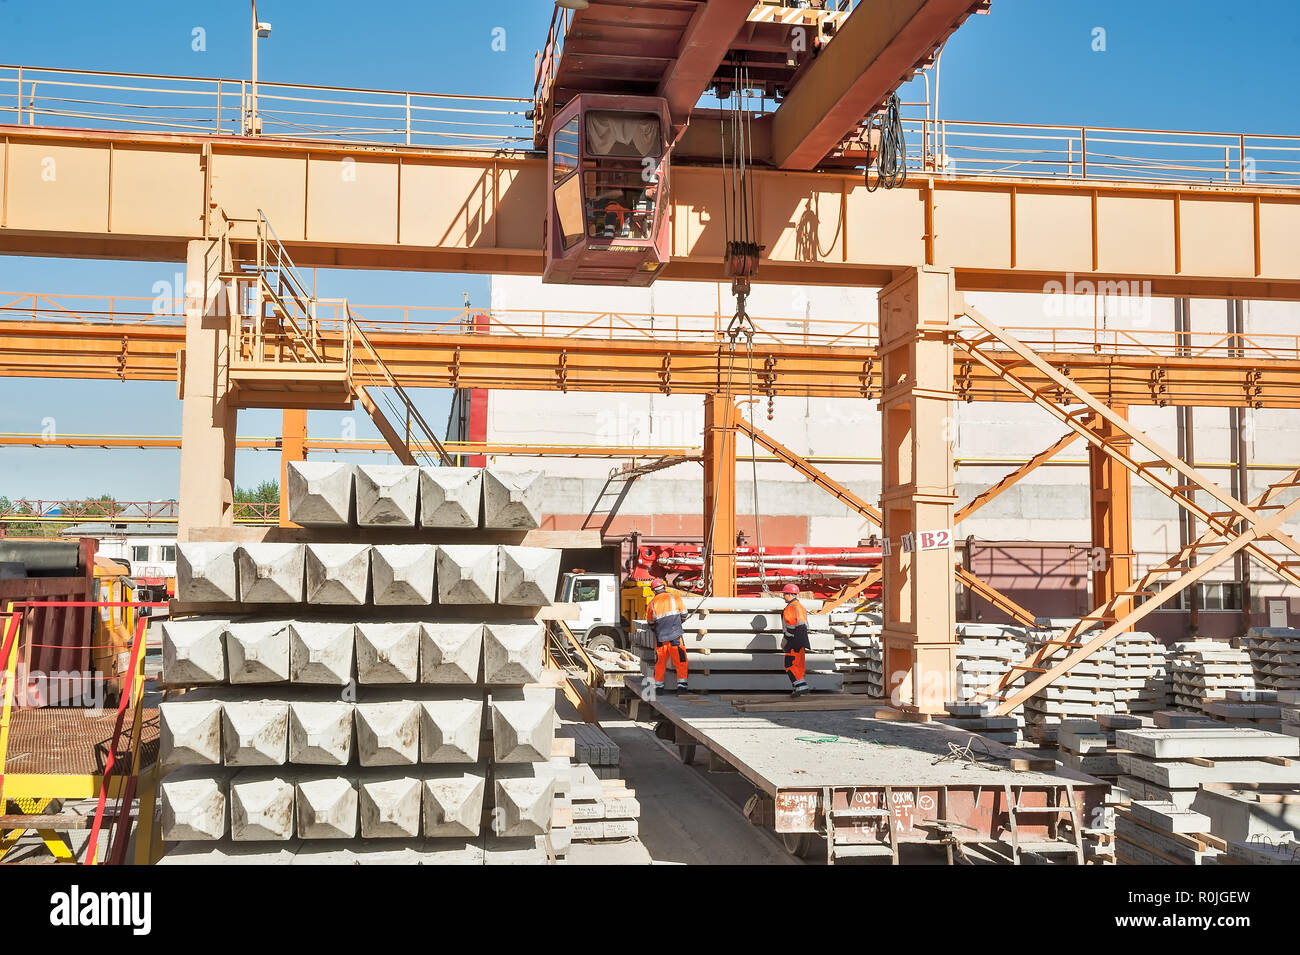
[
  {"x1": 561, "y1": 764, "x2": 640, "y2": 848},
  {"x1": 1021, "y1": 627, "x2": 1121, "y2": 731},
  {"x1": 160, "y1": 464, "x2": 569, "y2": 866},
  {"x1": 631, "y1": 598, "x2": 840, "y2": 692},
  {"x1": 1242, "y1": 627, "x2": 1300, "y2": 692},
  {"x1": 558, "y1": 722, "x2": 621, "y2": 779},
  {"x1": 1201, "y1": 687, "x2": 1285, "y2": 728},
  {"x1": 1113, "y1": 726, "x2": 1300, "y2": 810},
  {"x1": 953, "y1": 624, "x2": 1029, "y2": 714},
  {"x1": 1111, "y1": 631, "x2": 1171, "y2": 714},
  {"x1": 828, "y1": 609, "x2": 882, "y2": 696},
  {"x1": 1169, "y1": 640, "x2": 1255, "y2": 711}
]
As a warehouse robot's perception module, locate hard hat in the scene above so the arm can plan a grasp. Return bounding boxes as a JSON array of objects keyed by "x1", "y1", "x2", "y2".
[
  {"x1": 650, "y1": 578, "x2": 666, "y2": 592},
  {"x1": 782, "y1": 584, "x2": 801, "y2": 595}
]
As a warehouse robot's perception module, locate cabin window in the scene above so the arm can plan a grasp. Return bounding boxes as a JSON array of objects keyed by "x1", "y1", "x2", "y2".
[
  {"x1": 584, "y1": 111, "x2": 662, "y2": 158},
  {"x1": 584, "y1": 169, "x2": 658, "y2": 240},
  {"x1": 574, "y1": 579, "x2": 600, "y2": 602},
  {"x1": 552, "y1": 117, "x2": 580, "y2": 184}
]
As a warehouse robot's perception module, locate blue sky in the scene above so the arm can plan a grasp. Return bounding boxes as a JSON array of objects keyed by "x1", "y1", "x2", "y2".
[{"x1": 1, "y1": 0, "x2": 1297, "y2": 499}]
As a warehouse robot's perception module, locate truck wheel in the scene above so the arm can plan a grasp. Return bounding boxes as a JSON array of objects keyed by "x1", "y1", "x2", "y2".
[
  {"x1": 782, "y1": 831, "x2": 820, "y2": 859},
  {"x1": 586, "y1": 632, "x2": 617, "y2": 654}
]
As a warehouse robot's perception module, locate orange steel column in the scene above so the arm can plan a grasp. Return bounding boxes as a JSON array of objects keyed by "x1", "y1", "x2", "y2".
[
  {"x1": 279, "y1": 409, "x2": 308, "y2": 527},
  {"x1": 703, "y1": 394, "x2": 738, "y2": 598},
  {"x1": 1089, "y1": 406, "x2": 1135, "y2": 630},
  {"x1": 878, "y1": 267, "x2": 959, "y2": 713},
  {"x1": 177, "y1": 238, "x2": 237, "y2": 540}
]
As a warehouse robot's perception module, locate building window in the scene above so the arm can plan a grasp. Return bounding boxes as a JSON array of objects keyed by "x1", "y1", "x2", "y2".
[
  {"x1": 160, "y1": 545, "x2": 176, "y2": 562},
  {"x1": 131, "y1": 545, "x2": 150, "y2": 563},
  {"x1": 1150, "y1": 582, "x2": 1242, "y2": 612}
]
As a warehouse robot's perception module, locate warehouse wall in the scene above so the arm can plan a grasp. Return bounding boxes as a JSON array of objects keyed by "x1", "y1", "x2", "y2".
[{"x1": 485, "y1": 275, "x2": 1300, "y2": 639}]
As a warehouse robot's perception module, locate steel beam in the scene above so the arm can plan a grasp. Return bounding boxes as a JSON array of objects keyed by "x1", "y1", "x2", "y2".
[
  {"x1": 4, "y1": 127, "x2": 1300, "y2": 298},
  {"x1": 1088, "y1": 407, "x2": 1135, "y2": 629},
  {"x1": 770, "y1": 0, "x2": 984, "y2": 169},
  {"x1": 657, "y1": 0, "x2": 755, "y2": 130}
]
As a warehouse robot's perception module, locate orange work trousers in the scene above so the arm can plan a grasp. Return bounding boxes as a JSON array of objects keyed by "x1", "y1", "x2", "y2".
[
  {"x1": 655, "y1": 639, "x2": 688, "y2": 684},
  {"x1": 784, "y1": 647, "x2": 807, "y2": 684}
]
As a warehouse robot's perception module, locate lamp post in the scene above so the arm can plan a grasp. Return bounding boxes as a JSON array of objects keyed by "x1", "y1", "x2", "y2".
[{"x1": 247, "y1": 1, "x2": 272, "y2": 135}]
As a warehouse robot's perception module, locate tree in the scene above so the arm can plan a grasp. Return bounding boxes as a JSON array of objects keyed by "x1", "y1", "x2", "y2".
[{"x1": 234, "y1": 481, "x2": 279, "y2": 504}]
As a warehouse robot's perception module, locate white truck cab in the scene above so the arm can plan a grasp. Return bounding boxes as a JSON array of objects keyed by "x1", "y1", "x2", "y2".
[{"x1": 558, "y1": 571, "x2": 625, "y2": 651}]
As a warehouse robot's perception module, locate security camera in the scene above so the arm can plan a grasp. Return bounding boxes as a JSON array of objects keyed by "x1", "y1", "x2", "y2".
[{"x1": 256, "y1": 22, "x2": 272, "y2": 38}]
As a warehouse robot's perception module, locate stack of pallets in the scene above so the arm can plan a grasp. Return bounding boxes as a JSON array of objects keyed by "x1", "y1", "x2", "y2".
[
  {"x1": 829, "y1": 609, "x2": 883, "y2": 697},
  {"x1": 157, "y1": 463, "x2": 567, "y2": 865},
  {"x1": 1169, "y1": 640, "x2": 1255, "y2": 711},
  {"x1": 632, "y1": 598, "x2": 840, "y2": 692}
]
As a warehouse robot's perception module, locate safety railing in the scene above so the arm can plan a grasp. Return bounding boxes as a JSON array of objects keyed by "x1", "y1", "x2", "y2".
[
  {"x1": 0, "y1": 499, "x2": 279, "y2": 524},
  {"x1": 8, "y1": 289, "x2": 1300, "y2": 362},
  {"x1": 0, "y1": 64, "x2": 532, "y2": 150},
  {"x1": 899, "y1": 116, "x2": 1300, "y2": 189}
]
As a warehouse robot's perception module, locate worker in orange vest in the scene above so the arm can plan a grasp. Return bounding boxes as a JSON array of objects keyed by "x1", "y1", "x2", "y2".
[
  {"x1": 781, "y1": 583, "x2": 811, "y2": 696},
  {"x1": 646, "y1": 578, "x2": 689, "y2": 693}
]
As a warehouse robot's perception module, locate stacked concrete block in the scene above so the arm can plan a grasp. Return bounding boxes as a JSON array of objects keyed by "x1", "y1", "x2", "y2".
[
  {"x1": 161, "y1": 618, "x2": 228, "y2": 685},
  {"x1": 1053, "y1": 715, "x2": 1155, "y2": 779},
  {"x1": 288, "y1": 621, "x2": 355, "y2": 685},
  {"x1": 419, "y1": 467, "x2": 483, "y2": 528},
  {"x1": 1169, "y1": 640, "x2": 1255, "y2": 711},
  {"x1": 633, "y1": 599, "x2": 841, "y2": 692},
  {"x1": 560, "y1": 764, "x2": 641, "y2": 849},
  {"x1": 371, "y1": 544, "x2": 437, "y2": 605},
  {"x1": 498, "y1": 546, "x2": 560, "y2": 607},
  {"x1": 304, "y1": 543, "x2": 370, "y2": 605},
  {"x1": 437, "y1": 545, "x2": 498, "y2": 604},
  {"x1": 237, "y1": 544, "x2": 306, "y2": 604},
  {"x1": 1242, "y1": 627, "x2": 1300, "y2": 692},
  {"x1": 420, "y1": 623, "x2": 483, "y2": 684},
  {"x1": 355, "y1": 621, "x2": 421, "y2": 683},
  {"x1": 1114, "y1": 726, "x2": 1300, "y2": 809},
  {"x1": 354, "y1": 464, "x2": 420, "y2": 527},
  {"x1": 176, "y1": 543, "x2": 240, "y2": 603},
  {"x1": 938, "y1": 700, "x2": 1024, "y2": 746},
  {"x1": 953, "y1": 625, "x2": 1029, "y2": 715},
  {"x1": 482, "y1": 469, "x2": 543, "y2": 529},
  {"x1": 1021, "y1": 628, "x2": 1120, "y2": 729},
  {"x1": 1202, "y1": 687, "x2": 1285, "y2": 728},
  {"x1": 226, "y1": 620, "x2": 292, "y2": 684},
  {"x1": 829, "y1": 610, "x2": 883, "y2": 696},
  {"x1": 1111, "y1": 630, "x2": 1171, "y2": 714},
  {"x1": 161, "y1": 463, "x2": 565, "y2": 865},
  {"x1": 286, "y1": 461, "x2": 354, "y2": 526}
]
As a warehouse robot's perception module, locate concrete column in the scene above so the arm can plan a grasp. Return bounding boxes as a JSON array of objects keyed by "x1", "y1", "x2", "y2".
[
  {"x1": 279, "y1": 409, "x2": 308, "y2": 528},
  {"x1": 1089, "y1": 405, "x2": 1135, "y2": 629},
  {"x1": 878, "y1": 267, "x2": 959, "y2": 713},
  {"x1": 178, "y1": 238, "x2": 238, "y2": 540},
  {"x1": 703, "y1": 394, "x2": 738, "y2": 598}
]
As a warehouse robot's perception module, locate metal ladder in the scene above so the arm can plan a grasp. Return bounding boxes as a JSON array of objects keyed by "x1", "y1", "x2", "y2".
[
  {"x1": 1003, "y1": 783, "x2": 1084, "y2": 865},
  {"x1": 581, "y1": 456, "x2": 693, "y2": 535},
  {"x1": 821, "y1": 786, "x2": 899, "y2": 865}
]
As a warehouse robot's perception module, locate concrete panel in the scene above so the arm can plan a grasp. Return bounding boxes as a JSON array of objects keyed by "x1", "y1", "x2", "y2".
[
  {"x1": 419, "y1": 694, "x2": 484, "y2": 763},
  {"x1": 288, "y1": 621, "x2": 355, "y2": 685},
  {"x1": 436, "y1": 545, "x2": 498, "y2": 604},
  {"x1": 304, "y1": 543, "x2": 370, "y2": 605},
  {"x1": 177, "y1": 543, "x2": 240, "y2": 603},
  {"x1": 355, "y1": 464, "x2": 419, "y2": 527},
  {"x1": 225, "y1": 620, "x2": 292, "y2": 684},
  {"x1": 355, "y1": 621, "x2": 421, "y2": 683},
  {"x1": 295, "y1": 775, "x2": 359, "y2": 840},
  {"x1": 497, "y1": 546, "x2": 560, "y2": 607},
  {"x1": 222, "y1": 699, "x2": 289, "y2": 766},
  {"x1": 490, "y1": 687, "x2": 556, "y2": 763},
  {"x1": 161, "y1": 618, "x2": 228, "y2": 685},
  {"x1": 288, "y1": 700, "x2": 355, "y2": 766},
  {"x1": 371, "y1": 544, "x2": 437, "y2": 606},
  {"x1": 160, "y1": 697, "x2": 223, "y2": 767},
  {"x1": 355, "y1": 699, "x2": 421, "y2": 766},
  {"x1": 229, "y1": 769, "x2": 296, "y2": 841},
  {"x1": 482, "y1": 469, "x2": 544, "y2": 529},
  {"x1": 237, "y1": 544, "x2": 305, "y2": 603},
  {"x1": 286, "y1": 461, "x2": 355, "y2": 526},
  {"x1": 419, "y1": 622, "x2": 483, "y2": 684},
  {"x1": 358, "y1": 772, "x2": 424, "y2": 838},
  {"x1": 422, "y1": 767, "x2": 487, "y2": 837},
  {"x1": 492, "y1": 764, "x2": 556, "y2": 837},
  {"x1": 419, "y1": 467, "x2": 483, "y2": 528},
  {"x1": 160, "y1": 770, "x2": 227, "y2": 842},
  {"x1": 482, "y1": 622, "x2": 545, "y2": 685}
]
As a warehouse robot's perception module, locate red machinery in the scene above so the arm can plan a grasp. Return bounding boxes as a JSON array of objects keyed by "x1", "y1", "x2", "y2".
[
  {"x1": 544, "y1": 93, "x2": 673, "y2": 285},
  {"x1": 627, "y1": 542, "x2": 883, "y2": 599}
]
